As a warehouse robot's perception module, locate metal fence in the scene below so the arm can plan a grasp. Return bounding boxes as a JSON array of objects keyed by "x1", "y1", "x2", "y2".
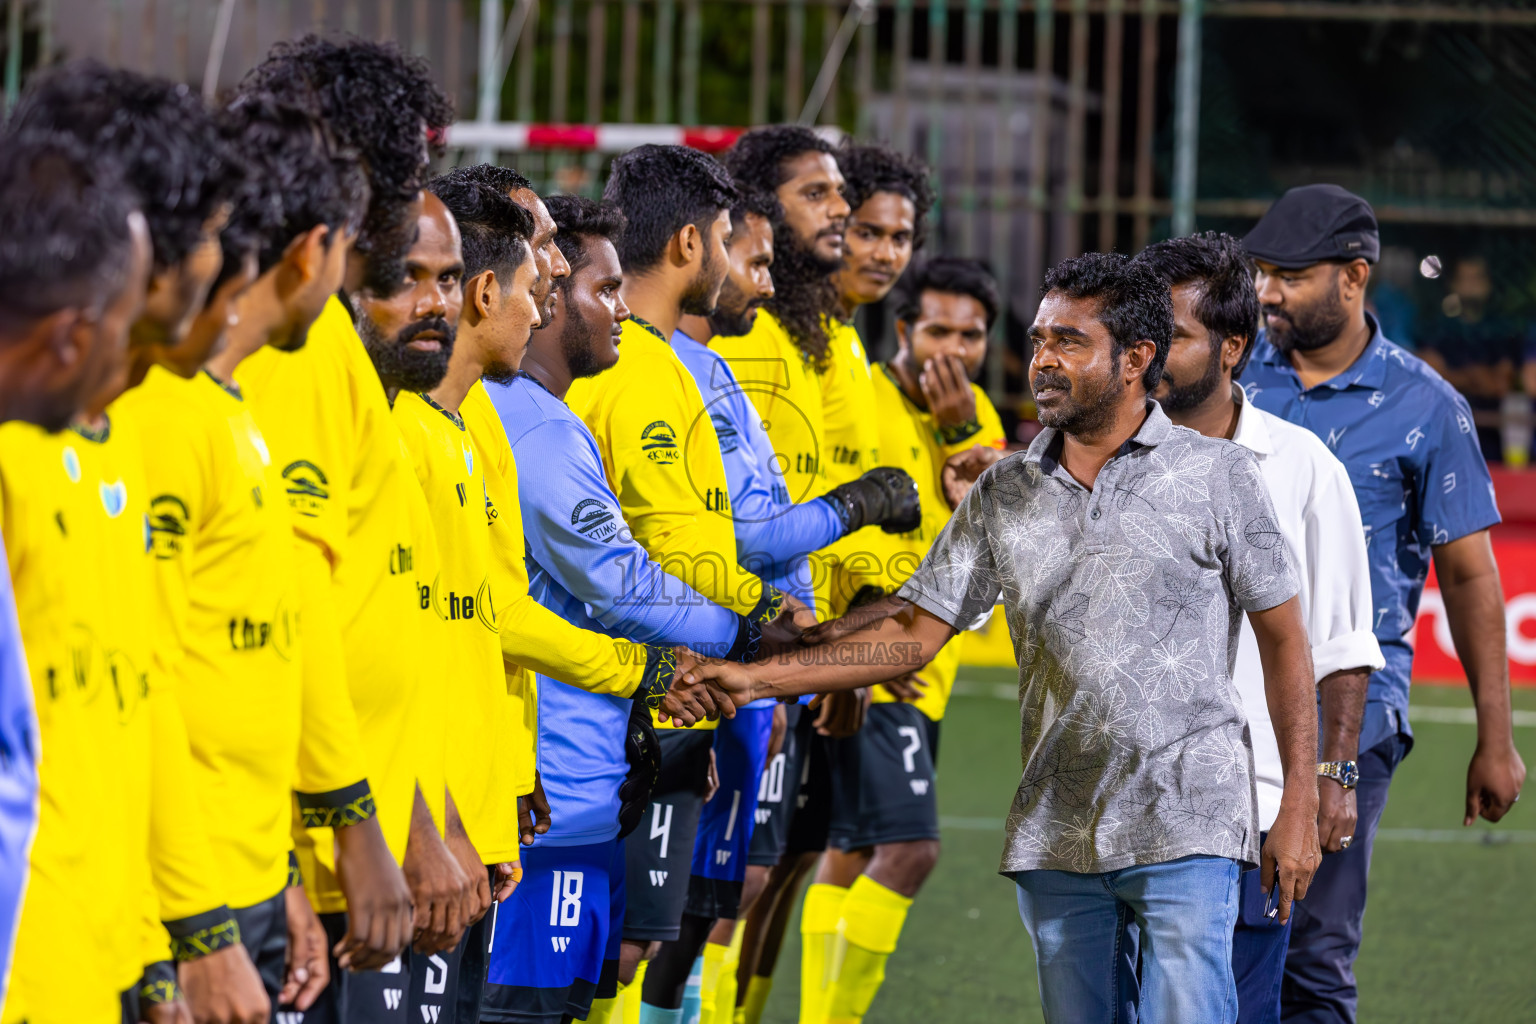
[{"x1": 7, "y1": 0, "x2": 1536, "y2": 433}]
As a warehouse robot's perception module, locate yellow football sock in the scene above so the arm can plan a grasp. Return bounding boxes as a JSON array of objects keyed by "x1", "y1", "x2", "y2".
[
  {"x1": 696, "y1": 940, "x2": 728, "y2": 1024},
  {"x1": 703, "y1": 922, "x2": 744, "y2": 1024},
  {"x1": 799, "y1": 883, "x2": 849, "y2": 1024},
  {"x1": 740, "y1": 974, "x2": 772, "y2": 1024},
  {"x1": 824, "y1": 876, "x2": 913, "y2": 1024},
  {"x1": 587, "y1": 996, "x2": 618, "y2": 1023},
  {"x1": 624, "y1": 959, "x2": 650, "y2": 1024}
]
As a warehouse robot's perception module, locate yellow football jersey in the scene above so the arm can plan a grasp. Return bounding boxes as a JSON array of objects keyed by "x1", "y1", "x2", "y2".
[
  {"x1": 0, "y1": 416, "x2": 227, "y2": 1022},
  {"x1": 709, "y1": 310, "x2": 833, "y2": 613},
  {"x1": 859, "y1": 367, "x2": 1006, "y2": 722},
  {"x1": 237, "y1": 296, "x2": 444, "y2": 907},
  {"x1": 460, "y1": 382, "x2": 654, "y2": 794},
  {"x1": 569, "y1": 317, "x2": 785, "y2": 729},
  {"x1": 0, "y1": 422, "x2": 123, "y2": 1023},
  {"x1": 567, "y1": 318, "x2": 773, "y2": 621},
  {"x1": 115, "y1": 367, "x2": 306, "y2": 909},
  {"x1": 710, "y1": 310, "x2": 827, "y2": 509},
  {"x1": 818, "y1": 320, "x2": 881, "y2": 490},
  {"x1": 815, "y1": 320, "x2": 885, "y2": 616},
  {"x1": 393, "y1": 391, "x2": 521, "y2": 864}
]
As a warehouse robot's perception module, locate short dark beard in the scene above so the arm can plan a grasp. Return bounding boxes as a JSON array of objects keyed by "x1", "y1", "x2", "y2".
[
  {"x1": 708, "y1": 277, "x2": 760, "y2": 338},
  {"x1": 482, "y1": 358, "x2": 519, "y2": 387},
  {"x1": 763, "y1": 219, "x2": 842, "y2": 369},
  {"x1": 1033, "y1": 359, "x2": 1126, "y2": 437},
  {"x1": 679, "y1": 241, "x2": 723, "y2": 317},
  {"x1": 1157, "y1": 336, "x2": 1224, "y2": 413},
  {"x1": 1264, "y1": 271, "x2": 1350, "y2": 354},
  {"x1": 358, "y1": 314, "x2": 455, "y2": 392},
  {"x1": 558, "y1": 306, "x2": 604, "y2": 381}
]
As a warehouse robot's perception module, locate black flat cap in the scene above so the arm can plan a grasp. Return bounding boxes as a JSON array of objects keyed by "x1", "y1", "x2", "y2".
[{"x1": 1243, "y1": 184, "x2": 1379, "y2": 269}]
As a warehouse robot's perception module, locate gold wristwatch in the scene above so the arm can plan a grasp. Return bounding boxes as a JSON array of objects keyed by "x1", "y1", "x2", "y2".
[{"x1": 1317, "y1": 761, "x2": 1359, "y2": 790}]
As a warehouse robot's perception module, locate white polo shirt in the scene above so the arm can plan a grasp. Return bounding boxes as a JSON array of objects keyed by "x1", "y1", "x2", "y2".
[{"x1": 1229, "y1": 386, "x2": 1385, "y2": 829}]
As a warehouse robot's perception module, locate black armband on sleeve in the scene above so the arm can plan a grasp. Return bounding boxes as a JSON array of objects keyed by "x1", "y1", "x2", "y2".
[
  {"x1": 633, "y1": 645, "x2": 678, "y2": 710},
  {"x1": 724, "y1": 615, "x2": 763, "y2": 664},
  {"x1": 294, "y1": 779, "x2": 376, "y2": 829},
  {"x1": 747, "y1": 584, "x2": 785, "y2": 626},
  {"x1": 138, "y1": 960, "x2": 179, "y2": 1005},
  {"x1": 164, "y1": 906, "x2": 241, "y2": 962},
  {"x1": 937, "y1": 418, "x2": 983, "y2": 446}
]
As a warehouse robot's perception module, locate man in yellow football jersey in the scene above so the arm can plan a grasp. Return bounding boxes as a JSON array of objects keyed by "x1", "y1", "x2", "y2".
[
  {"x1": 715, "y1": 125, "x2": 869, "y2": 1024},
  {"x1": 802, "y1": 259, "x2": 1007, "y2": 1024},
  {"x1": 670, "y1": 183, "x2": 927, "y2": 1024},
  {"x1": 567, "y1": 145, "x2": 815, "y2": 1024},
  {"x1": 0, "y1": 131, "x2": 152, "y2": 1023},
  {"x1": 359, "y1": 190, "x2": 528, "y2": 1023},
  {"x1": 235, "y1": 37, "x2": 471, "y2": 1024},
  {"x1": 116, "y1": 94, "x2": 390, "y2": 1019},
  {"x1": 4, "y1": 66, "x2": 282, "y2": 1023}
]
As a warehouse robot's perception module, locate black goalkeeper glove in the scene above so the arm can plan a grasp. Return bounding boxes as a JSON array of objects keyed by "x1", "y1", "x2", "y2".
[{"x1": 822, "y1": 466, "x2": 922, "y2": 534}]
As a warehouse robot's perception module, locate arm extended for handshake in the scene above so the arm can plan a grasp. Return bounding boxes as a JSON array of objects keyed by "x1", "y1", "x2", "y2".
[{"x1": 669, "y1": 592, "x2": 1322, "y2": 924}]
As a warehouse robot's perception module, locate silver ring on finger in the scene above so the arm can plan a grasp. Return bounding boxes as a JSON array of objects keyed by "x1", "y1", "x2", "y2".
[{"x1": 1339, "y1": 835, "x2": 1353, "y2": 849}]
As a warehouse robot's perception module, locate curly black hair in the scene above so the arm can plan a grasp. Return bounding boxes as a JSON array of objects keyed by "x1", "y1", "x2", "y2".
[
  {"x1": 1133, "y1": 231, "x2": 1260, "y2": 376},
  {"x1": 892, "y1": 258, "x2": 1000, "y2": 332},
  {"x1": 0, "y1": 131, "x2": 141, "y2": 321},
  {"x1": 728, "y1": 187, "x2": 778, "y2": 234},
  {"x1": 217, "y1": 93, "x2": 368, "y2": 279},
  {"x1": 603, "y1": 144, "x2": 738, "y2": 274},
  {"x1": 1042, "y1": 252, "x2": 1173, "y2": 391},
  {"x1": 837, "y1": 142, "x2": 936, "y2": 251},
  {"x1": 428, "y1": 168, "x2": 536, "y2": 282},
  {"x1": 723, "y1": 126, "x2": 843, "y2": 370},
  {"x1": 546, "y1": 195, "x2": 628, "y2": 281},
  {"x1": 240, "y1": 35, "x2": 453, "y2": 296},
  {"x1": 7, "y1": 61, "x2": 235, "y2": 272},
  {"x1": 450, "y1": 163, "x2": 534, "y2": 198}
]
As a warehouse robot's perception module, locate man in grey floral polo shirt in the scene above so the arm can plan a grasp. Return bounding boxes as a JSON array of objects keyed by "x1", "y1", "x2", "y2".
[{"x1": 678, "y1": 253, "x2": 1323, "y2": 1024}]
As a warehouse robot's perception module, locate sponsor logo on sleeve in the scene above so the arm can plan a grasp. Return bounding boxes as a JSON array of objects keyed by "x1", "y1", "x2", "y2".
[
  {"x1": 281, "y1": 460, "x2": 330, "y2": 517},
  {"x1": 571, "y1": 498, "x2": 619, "y2": 542},
  {"x1": 640, "y1": 420, "x2": 680, "y2": 465},
  {"x1": 147, "y1": 494, "x2": 189, "y2": 559}
]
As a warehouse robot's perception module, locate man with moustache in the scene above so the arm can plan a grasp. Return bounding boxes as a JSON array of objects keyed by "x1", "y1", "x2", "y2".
[
  {"x1": 677, "y1": 252, "x2": 1325, "y2": 1024},
  {"x1": 234, "y1": 36, "x2": 464, "y2": 1022},
  {"x1": 1134, "y1": 232, "x2": 1384, "y2": 1024},
  {"x1": 713, "y1": 126, "x2": 862, "y2": 1022},
  {"x1": 668, "y1": 189, "x2": 922, "y2": 1024},
  {"x1": 567, "y1": 144, "x2": 827, "y2": 1024},
  {"x1": 1239, "y1": 186, "x2": 1526, "y2": 1024},
  {"x1": 477, "y1": 195, "x2": 766, "y2": 1024}
]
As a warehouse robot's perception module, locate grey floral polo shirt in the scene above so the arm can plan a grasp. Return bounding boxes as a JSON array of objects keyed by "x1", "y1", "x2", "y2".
[{"x1": 899, "y1": 401, "x2": 1299, "y2": 874}]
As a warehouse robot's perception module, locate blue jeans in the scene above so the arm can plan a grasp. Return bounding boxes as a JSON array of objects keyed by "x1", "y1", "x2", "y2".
[
  {"x1": 1233, "y1": 834, "x2": 1292, "y2": 1024},
  {"x1": 1014, "y1": 855, "x2": 1242, "y2": 1024},
  {"x1": 1281, "y1": 733, "x2": 1409, "y2": 1024}
]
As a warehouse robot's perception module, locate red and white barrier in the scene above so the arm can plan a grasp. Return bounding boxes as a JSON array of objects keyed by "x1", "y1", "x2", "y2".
[
  {"x1": 445, "y1": 121, "x2": 843, "y2": 154},
  {"x1": 1413, "y1": 537, "x2": 1536, "y2": 685}
]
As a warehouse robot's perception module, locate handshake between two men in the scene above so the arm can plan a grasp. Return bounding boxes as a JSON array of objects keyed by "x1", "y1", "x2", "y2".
[{"x1": 649, "y1": 442, "x2": 1007, "y2": 727}]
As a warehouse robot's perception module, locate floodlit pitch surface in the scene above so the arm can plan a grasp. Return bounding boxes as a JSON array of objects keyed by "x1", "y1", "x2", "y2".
[{"x1": 758, "y1": 669, "x2": 1536, "y2": 1023}]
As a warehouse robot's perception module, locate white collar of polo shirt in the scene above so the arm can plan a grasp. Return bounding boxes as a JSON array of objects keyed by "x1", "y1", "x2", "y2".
[{"x1": 1228, "y1": 382, "x2": 1275, "y2": 458}]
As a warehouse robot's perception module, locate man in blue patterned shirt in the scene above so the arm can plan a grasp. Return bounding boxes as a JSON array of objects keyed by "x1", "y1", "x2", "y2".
[{"x1": 1240, "y1": 184, "x2": 1527, "y2": 1024}]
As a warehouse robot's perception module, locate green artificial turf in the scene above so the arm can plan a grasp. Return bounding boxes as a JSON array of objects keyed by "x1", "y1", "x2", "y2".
[{"x1": 756, "y1": 671, "x2": 1536, "y2": 1023}]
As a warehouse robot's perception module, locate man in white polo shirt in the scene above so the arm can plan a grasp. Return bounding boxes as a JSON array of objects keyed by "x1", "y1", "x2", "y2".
[{"x1": 1135, "y1": 233, "x2": 1385, "y2": 1024}]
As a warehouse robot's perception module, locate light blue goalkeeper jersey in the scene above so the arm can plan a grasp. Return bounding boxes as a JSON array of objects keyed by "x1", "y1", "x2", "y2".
[
  {"x1": 672, "y1": 330, "x2": 843, "y2": 608},
  {"x1": 485, "y1": 373, "x2": 750, "y2": 847}
]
